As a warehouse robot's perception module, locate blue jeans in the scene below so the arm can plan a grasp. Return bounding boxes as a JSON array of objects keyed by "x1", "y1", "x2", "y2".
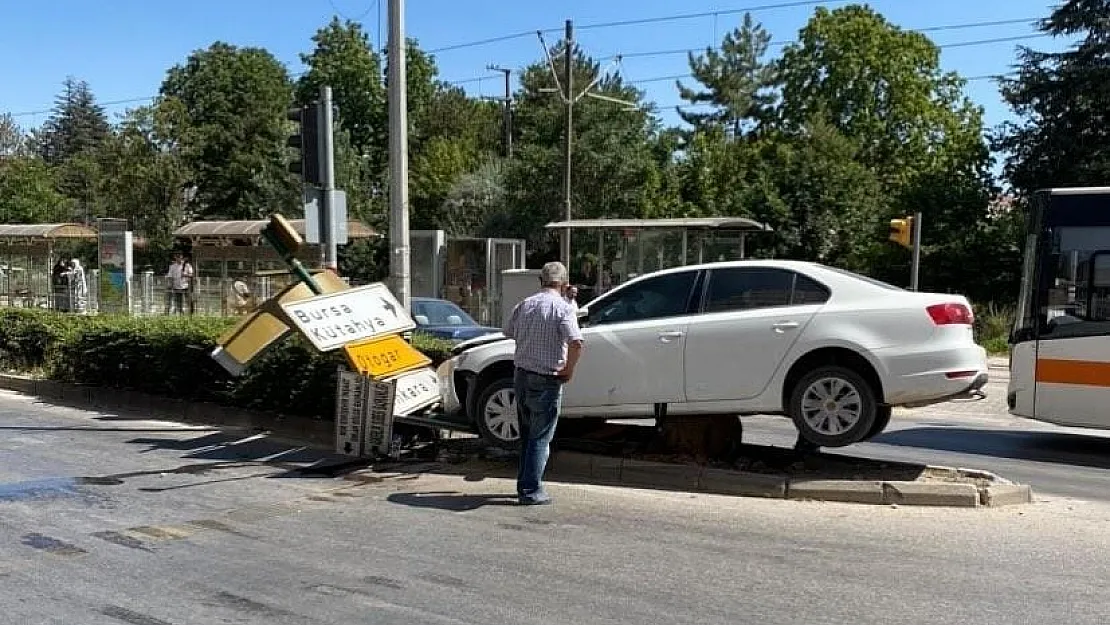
[{"x1": 514, "y1": 367, "x2": 564, "y2": 502}]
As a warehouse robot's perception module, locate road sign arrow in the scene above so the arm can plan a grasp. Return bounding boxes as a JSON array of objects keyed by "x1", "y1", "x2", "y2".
[{"x1": 381, "y1": 298, "x2": 397, "y2": 317}]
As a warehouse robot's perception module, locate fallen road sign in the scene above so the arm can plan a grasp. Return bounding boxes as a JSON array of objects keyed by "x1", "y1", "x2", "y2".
[
  {"x1": 386, "y1": 366, "x2": 440, "y2": 417},
  {"x1": 280, "y1": 282, "x2": 414, "y2": 352},
  {"x1": 344, "y1": 334, "x2": 430, "y2": 379},
  {"x1": 335, "y1": 369, "x2": 370, "y2": 456},
  {"x1": 365, "y1": 376, "x2": 398, "y2": 457},
  {"x1": 211, "y1": 271, "x2": 350, "y2": 376}
]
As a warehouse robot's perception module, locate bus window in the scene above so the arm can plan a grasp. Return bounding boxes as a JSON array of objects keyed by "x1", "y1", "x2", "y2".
[{"x1": 1037, "y1": 226, "x2": 1110, "y2": 340}]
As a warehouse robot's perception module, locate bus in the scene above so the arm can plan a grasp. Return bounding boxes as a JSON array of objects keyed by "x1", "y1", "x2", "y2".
[{"x1": 1008, "y1": 187, "x2": 1110, "y2": 428}]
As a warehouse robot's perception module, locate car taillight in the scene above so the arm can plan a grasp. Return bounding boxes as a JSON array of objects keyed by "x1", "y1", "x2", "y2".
[{"x1": 926, "y1": 303, "x2": 973, "y2": 325}]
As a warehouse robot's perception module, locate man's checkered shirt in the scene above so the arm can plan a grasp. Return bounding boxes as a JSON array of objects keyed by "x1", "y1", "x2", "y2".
[{"x1": 502, "y1": 289, "x2": 583, "y2": 376}]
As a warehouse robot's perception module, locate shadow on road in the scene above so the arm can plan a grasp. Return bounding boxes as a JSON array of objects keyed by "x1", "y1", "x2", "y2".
[
  {"x1": 0, "y1": 425, "x2": 219, "y2": 433},
  {"x1": 387, "y1": 491, "x2": 519, "y2": 511},
  {"x1": 873, "y1": 427, "x2": 1110, "y2": 470}
]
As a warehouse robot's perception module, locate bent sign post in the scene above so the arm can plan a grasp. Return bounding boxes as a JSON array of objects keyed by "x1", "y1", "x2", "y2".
[
  {"x1": 283, "y1": 282, "x2": 441, "y2": 458},
  {"x1": 208, "y1": 212, "x2": 443, "y2": 459}
]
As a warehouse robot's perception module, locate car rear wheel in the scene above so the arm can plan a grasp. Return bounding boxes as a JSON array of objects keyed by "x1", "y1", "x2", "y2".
[
  {"x1": 474, "y1": 377, "x2": 521, "y2": 449},
  {"x1": 862, "y1": 406, "x2": 892, "y2": 441},
  {"x1": 788, "y1": 365, "x2": 877, "y2": 448}
]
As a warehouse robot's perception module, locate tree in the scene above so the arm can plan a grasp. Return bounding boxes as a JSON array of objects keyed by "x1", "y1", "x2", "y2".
[
  {"x1": 409, "y1": 87, "x2": 502, "y2": 230},
  {"x1": 676, "y1": 12, "x2": 779, "y2": 137},
  {"x1": 94, "y1": 106, "x2": 189, "y2": 254},
  {"x1": 995, "y1": 0, "x2": 1110, "y2": 193},
  {"x1": 0, "y1": 114, "x2": 25, "y2": 158},
  {"x1": 504, "y1": 43, "x2": 667, "y2": 254},
  {"x1": 297, "y1": 17, "x2": 385, "y2": 158},
  {"x1": 440, "y1": 158, "x2": 508, "y2": 236},
  {"x1": 0, "y1": 157, "x2": 70, "y2": 223},
  {"x1": 775, "y1": 5, "x2": 986, "y2": 189},
  {"x1": 157, "y1": 42, "x2": 297, "y2": 220},
  {"x1": 34, "y1": 77, "x2": 110, "y2": 166},
  {"x1": 296, "y1": 18, "x2": 385, "y2": 233}
]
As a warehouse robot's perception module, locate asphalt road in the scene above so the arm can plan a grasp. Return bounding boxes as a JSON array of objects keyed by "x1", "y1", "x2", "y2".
[{"x1": 4, "y1": 385, "x2": 1110, "y2": 624}]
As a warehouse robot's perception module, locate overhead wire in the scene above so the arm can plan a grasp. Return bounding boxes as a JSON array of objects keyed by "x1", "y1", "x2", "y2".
[
  {"x1": 429, "y1": 0, "x2": 854, "y2": 53},
  {"x1": 4, "y1": 11, "x2": 1056, "y2": 119},
  {"x1": 442, "y1": 30, "x2": 1053, "y2": 87}
]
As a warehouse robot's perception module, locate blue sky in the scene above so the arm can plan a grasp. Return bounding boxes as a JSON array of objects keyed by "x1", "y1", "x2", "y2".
[{"x1": 2, "y1": 0, "x2": 1071, "y2": 136}]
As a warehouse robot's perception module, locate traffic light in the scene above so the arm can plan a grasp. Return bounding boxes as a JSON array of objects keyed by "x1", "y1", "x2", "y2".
[
  {"x1": 889, "y1": 216, "x2": 913, "y2": 248},
  {"x1": 287, "y1": 104, "x2": 321, "y2": 185}
]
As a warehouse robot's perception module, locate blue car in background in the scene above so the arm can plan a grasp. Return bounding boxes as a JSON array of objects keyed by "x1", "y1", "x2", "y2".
[{"x1": 411, "y1": 297, "x2": 501, "y2": 342}]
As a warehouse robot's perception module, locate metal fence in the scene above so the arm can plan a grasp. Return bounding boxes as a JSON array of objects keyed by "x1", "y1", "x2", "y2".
[{"x1": 0, "y1": 268, "x2": 303, "y2": 317}]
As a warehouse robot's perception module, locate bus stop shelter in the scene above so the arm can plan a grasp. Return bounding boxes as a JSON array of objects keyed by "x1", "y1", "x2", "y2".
[
  {"x1": 172, "y1": 218, "x2": 378, "y2": 314},
  {"x1": 544, "y1": 217, "x2": 773, "y2": 296},
  {"x1": 0, "y1": 223, "x2": 98, "y2": 308}
]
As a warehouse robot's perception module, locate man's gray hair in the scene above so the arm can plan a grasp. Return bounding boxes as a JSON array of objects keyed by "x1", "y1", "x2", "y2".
[{"x1": 540, "y1": 261, "x2": 569, "y2": 286}]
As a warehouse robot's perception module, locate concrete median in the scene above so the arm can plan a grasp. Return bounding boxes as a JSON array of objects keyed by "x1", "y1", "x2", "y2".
[{"x1": 544, "y1": 449, "x2": 1031, "y2": 508}]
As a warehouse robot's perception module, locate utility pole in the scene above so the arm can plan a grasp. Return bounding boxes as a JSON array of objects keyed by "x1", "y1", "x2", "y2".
[
  {"x1": 485, "y1": 65, "x2": 513, "y2": 158},
  {"x1": 388, "y1": 0, "x2": 410, "y2": 311},
  {"x1": 561, "y1": 19, "x2": 574, "y2": 266},
  {"x1": 319, "y1": 85, "x2": 338, "y2": 273},
  {"x1": 537, "y1": 23, "x2": 633, "y2": 268},
  {"x1": 910, "y1": 211, "x2": 923, "y2": 291}
]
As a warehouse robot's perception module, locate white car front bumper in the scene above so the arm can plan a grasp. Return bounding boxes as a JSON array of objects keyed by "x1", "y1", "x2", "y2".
[{"x1": 436, "y1": 357, "x2": 463, "y2": 415}]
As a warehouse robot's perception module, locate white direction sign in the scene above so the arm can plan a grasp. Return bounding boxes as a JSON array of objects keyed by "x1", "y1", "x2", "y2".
[
  {"x1": 281, "y1": 282, "x2": 414, "y2": 351},
  {"x1": 386, "y1": 367, "x2": 440, "y2": 417}
]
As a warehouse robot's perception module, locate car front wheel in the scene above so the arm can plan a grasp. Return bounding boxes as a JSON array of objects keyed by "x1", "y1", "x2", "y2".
[
  {"x1": 474, "y1": 377, "x2": 521, "y2": 449},
  {"x1": 788, "y1": 365, "x2": 878, "y2": 448}
]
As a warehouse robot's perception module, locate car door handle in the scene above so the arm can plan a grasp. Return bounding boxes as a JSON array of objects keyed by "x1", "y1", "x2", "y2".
[
  {"x1": 772, "y1": 321, "x2": 800, "y2": 333},
  {"x1": 658, "y1": 331, "x2": 684, "y2": 342}
]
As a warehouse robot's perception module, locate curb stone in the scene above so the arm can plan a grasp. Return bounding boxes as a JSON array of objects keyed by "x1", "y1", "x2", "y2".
[
  {"x1": 546, "y1": 450, "x2": 1031, "y2": 508},
  {"x1": 621, "y1": 459, "x2": 700, "y2": 490},
  {"x1": 0, "y1": 374, "x2": 1034, "y2": 508},
  {"x1": 787, "y1": 480, "x2": 886, "y2": 505},
  {"x1": 980, "y1": 484, "x2": 1033, "y2": 507},
  {"x1": 881, "y1": 481, "x2": 981, "y2": 507},
  {"x1": 699, "y1": 468, "x2": 787, "y2": 499}
]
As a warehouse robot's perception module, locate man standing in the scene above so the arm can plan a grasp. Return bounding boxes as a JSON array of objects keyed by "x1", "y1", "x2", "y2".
[
  {"x1": 502, "y1": 261, "x2": 584, "y2": 506},
  {"x1": 166, "y1": 253, "x2": 194, "y2": 314}
]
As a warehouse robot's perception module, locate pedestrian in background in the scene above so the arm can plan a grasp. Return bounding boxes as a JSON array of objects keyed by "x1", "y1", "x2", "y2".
[
  {"x1": 165, "y1": 252, "x2": 193, "y2": 314},
  {"x1": 502, "y1": 261, "x2": 585, "y2": 506},
  {"x1": 68, "y1": 259, "x2": 87, "y2": 314},
  {"x1": 51, "y1": 259, "x2": 70, "y2": 312}
]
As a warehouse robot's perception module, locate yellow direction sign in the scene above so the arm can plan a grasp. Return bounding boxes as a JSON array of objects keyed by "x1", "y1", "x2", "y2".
[
  {"x1": 344, "y1": 334, "x2": 430, "y2": 379},
  {"x1": 211, "y1": 271, "x2": 350, "y2": 376}
]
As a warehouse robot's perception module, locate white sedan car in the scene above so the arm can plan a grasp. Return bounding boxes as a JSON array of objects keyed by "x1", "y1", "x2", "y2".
[{"x1": 435, "y1": 260, "x2": 988, "y2": 449}]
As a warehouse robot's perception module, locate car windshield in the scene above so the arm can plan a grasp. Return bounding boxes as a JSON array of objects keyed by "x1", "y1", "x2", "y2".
[
  {"x1": 822, "y1": 266, "x2": 905, "y2": 291},
  {"x1": 411, "y1": 299, "x2": 477, "y2": 326}
]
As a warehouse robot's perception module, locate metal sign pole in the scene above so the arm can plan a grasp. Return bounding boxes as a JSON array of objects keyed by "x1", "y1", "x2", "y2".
[
  {"x1": 319, "y1": 86, "x2": 338, "y2": 273},
  {"x1": 910, "y1": 212, "x2": 922, "y2": 291}
]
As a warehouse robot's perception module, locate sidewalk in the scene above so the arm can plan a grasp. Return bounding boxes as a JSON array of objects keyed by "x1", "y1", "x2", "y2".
[{"x1": 988, "y1": 355, "x2": 1009, "y2": 371}]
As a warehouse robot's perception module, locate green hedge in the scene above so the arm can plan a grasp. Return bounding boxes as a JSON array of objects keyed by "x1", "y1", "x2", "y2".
[{"x1": 0, "y1": 309, "x2": 455, "y2": 419}]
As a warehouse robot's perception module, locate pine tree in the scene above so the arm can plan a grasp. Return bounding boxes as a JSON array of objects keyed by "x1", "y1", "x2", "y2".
[
  {"x1": 36, "y1": 77, "x2": 110, "y2": 166},
  {"x1": 675, "y1": 13, "x2": 778, "y2": 138}
]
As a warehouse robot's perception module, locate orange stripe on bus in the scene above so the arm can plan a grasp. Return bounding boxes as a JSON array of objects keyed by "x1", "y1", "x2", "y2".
[{"x1": 1036, "y1": 359, "x2": 1110, "y2": 387}]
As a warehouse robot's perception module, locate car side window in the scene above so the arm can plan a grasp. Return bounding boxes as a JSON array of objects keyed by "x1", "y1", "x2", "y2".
[
  {"x1": 588, "y1": 271, "x2": 698, "y2": 326},
  {"x1": 704, "y1": 268, "x2": 827, "y2": 313},
  {"x1": 792, "y1": 274, "x2": 831, "y2": 305}
]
